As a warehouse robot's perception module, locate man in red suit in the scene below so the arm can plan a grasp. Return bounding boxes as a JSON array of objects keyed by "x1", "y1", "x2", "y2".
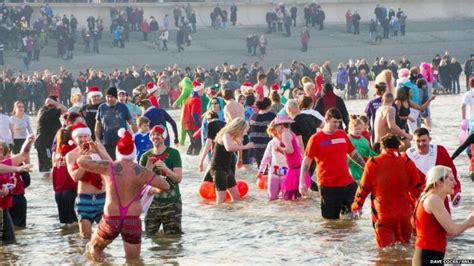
[
  {"x1": 405, "y1": 127, "x2": 462, "y2": 208},
  {"x1": 182, "y1": 80, "x2": 203, "y2": 155}
]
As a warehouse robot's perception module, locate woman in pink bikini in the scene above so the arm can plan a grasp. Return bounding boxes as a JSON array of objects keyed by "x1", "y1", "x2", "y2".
[
  {"x1": 272, "y1": 116, "x2": 311, "y2": 200},
  {"x1": 77, "y1": 129, "x2": 170, "y2": 262}
]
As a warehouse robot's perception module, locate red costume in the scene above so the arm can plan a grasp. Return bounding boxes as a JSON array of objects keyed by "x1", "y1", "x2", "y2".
[
  {"x1": 352, "y1": 149, "x2": 422, "y2": 248},
  {"x1": 405, "y1": 144, "x2": 461, "y2": 207},
  {"x1": 182, "y1": 92, "x2": 202, "y2": 131}
]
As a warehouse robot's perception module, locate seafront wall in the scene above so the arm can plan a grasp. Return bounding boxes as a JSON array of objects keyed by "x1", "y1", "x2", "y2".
[{"x1": 8, "y1": 0, "x2": 474, "y2": 28}]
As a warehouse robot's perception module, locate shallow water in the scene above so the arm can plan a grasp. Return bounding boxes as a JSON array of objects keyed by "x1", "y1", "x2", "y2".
[{"x1": 1, "y1": 92, "x2": 473, "y2": 264}]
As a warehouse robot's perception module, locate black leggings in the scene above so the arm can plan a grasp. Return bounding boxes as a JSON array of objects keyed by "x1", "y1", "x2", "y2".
[
  {"x1": 9, "y1": 195, "x2": 27, "y2": 227},
  {"x1": 1, "y1": 209, "x2": 16, "y2": 244},
  {"x1": 413, "y1": 249, "x2": 444, "y2": 266}
]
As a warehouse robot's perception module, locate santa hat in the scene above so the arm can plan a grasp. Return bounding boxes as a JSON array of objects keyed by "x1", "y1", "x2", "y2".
[
  {"x1": 271, "y1": 83, "x2": 279, "y2": 91},
  {"x1": 150, "y1": 125, "x2": 168, "y2": 139},
  {"x1": 240, "y1": 81, "x2": 253, "y2": 92},
  {"x1": 71, "y1": 122, "x2": 92, "y2": 139},
  {"x1": 193, "y1": 80, "x2": 204, "y2": 92},
  {"x1": 87, "y1": 86, "x2": 102, "y2": 99},
  {"x1": 147, "y1": 82, "x2": 159, "y2": 94},
  {"x1": 116, "y1": 128, "x2": 136, "y2": 160}
]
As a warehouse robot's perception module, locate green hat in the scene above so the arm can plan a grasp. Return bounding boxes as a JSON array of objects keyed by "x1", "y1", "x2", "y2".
[
  {"x1": 209, "y1": 84, "x2": 220, "y2": 91},
  {"x1": 281, "y1": 82, "x2": 291, "y2": 91}
]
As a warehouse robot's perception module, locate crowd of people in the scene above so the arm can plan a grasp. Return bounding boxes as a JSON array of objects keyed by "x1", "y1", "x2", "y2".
[
  {"x1": 0, "y1": 2, "x2": 416, "y2": 69},
  {"x1": 0, "y1": 50, "x2": 473, "y2": 262}
]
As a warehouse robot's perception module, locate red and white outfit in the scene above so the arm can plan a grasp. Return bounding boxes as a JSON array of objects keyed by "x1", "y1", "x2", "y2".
[{"x1": 405, "y1": 144, "x2": 462, "y2": 207}]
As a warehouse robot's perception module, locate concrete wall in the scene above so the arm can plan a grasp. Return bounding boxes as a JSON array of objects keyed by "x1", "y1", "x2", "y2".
[{"x1": 9, "y1": 0, "x2": 474, "y2": 29}]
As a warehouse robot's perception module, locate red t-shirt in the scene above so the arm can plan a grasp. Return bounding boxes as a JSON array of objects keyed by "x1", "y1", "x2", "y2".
[
  {"x1": 305, "y1": 130, "x2": 355, "y2": 187},
  {"x1": 254, "y1": 84, "x2": 264, "y2": 101},
  {"x1": 0, "y1": 159, "x2": 14, "y2": 208}
]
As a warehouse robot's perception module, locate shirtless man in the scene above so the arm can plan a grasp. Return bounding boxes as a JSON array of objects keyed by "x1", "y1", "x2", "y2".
[
  {"x1": 373, "y1": 92, "x2": 412, "y2": 151},
  {"x1": 223, "y1": 89, "x2": 244, "y2": 122},
  {"x1": 77, "y1": 128, "x2": 170, "y2": 262},
  {"x1": 66, "y1": 123, "x2": 112, "y2": 240}
]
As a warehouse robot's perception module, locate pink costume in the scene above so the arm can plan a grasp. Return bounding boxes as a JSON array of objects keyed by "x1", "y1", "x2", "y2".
[
  {"x1": 258, "y1": 138, "x2": 288, "y2": 200},
  {"x1": 283, "y1": 133, "x2": 311, "y2": 200}
]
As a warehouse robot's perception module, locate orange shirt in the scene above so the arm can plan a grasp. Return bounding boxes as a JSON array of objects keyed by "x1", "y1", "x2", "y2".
[{"x1": 305, "y1": 130, "x2": 355, "y2": 187}]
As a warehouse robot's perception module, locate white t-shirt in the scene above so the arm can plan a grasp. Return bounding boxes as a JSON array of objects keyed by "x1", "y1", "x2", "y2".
[
  {"x1": 0, "y1": 114, "x2": 13, "y2": 145},
  {"x1": 9, "y1": 115, "x2": 33, "y2": 139},
  {"x1": 462, "y1": 90, "x2": 474, "y2": 118}
]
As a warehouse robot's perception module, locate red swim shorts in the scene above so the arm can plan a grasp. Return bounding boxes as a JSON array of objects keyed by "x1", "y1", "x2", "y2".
[{"x1": 97, "y1": 215, "x2": 142, "y2": 244}]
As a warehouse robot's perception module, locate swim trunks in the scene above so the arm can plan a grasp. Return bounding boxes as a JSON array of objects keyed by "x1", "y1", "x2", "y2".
[
  {"x1": 145, "y1": 200, "x2": 182, "y2": 235},
  {"x1": 97, "y1": 215, "x2": 142, "y2": 244},
  {"x1": 76, "y1": 192, "x2": 106, "y2": 223}
]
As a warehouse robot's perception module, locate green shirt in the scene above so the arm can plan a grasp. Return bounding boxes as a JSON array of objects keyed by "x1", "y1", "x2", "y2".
[
  {"x1": 140, "y1": 147, "x2": 182, "y2": 203},
  {"x1": 347, "y1": 135, "x2": 377, "y2": 181}
]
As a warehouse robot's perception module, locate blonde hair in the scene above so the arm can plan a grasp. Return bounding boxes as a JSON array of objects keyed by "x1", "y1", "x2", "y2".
[
  {"x1": 375, "y1": 70, "x2": 394, "y2": 93},
  {"x1": 12, "y1": 101, "x2": 25, "y2": 116},
  {"x1": 300, "y1": 76, "x2": 313, "y2": 86},
  {"x1": 215, "y1": 118, "x2": 248, "y2": 144},
  {"x1": 349, "y1": 114, "x2": 363, "y2": 130},
  {"x1": 266, "y1": 121, "x2": 277, "y2": 137},
  {"x1": 423, "y1": 166, "x2": 452, "y2": 194},
  {"x1": 70, "y1": 93, "x2": 83, "y2": 105}
]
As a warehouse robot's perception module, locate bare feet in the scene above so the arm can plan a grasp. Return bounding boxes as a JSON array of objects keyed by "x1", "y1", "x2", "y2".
[{"x1": 89, "y1": 244, "x2": 105, "y2": 263}]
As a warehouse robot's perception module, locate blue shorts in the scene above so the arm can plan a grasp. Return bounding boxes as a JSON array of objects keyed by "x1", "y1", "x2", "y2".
[{"x1": 76, "y1": 192, "x2": 106, "y2": 223}]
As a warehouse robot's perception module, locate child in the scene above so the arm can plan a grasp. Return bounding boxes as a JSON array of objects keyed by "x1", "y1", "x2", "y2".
[
  {"x1": 134, "y1": 116, "x2": 153, "y2": 162},
  {"x1": 272, "y1": 116, "x2": 311, "y2": 200},
  {"x1": 357, "y1": 70, "x2": 369, "y2": 99},
  {"x1": 257, "y1": 122, "x2": 288, "y2": 201},
  {"x1": 347, "y1": 115, "x2": 376, "y2": 182}
]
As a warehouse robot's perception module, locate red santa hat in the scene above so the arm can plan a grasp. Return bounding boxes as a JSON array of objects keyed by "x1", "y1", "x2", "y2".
[
  {"x1": 87, "y1": 86, "x2": 102, "y2": 99},
  {"x1": 150, "y1": 125, "x2": 168, "y2": 139},
  {"x1": 71, "y1": 122, "x2": 92, "y2": 139},
  {"x1": 240, "y1": 81, "x2": 253, "y2": 92},
  {"x1": 147, "y1": 82, "x2": 159, "y2": 94},
  {"x1": 271, "y1": 83, "x2": 280, "y2": 91},
  {"x1": 193, "y1": 80, "x2": 204, "y2": 92},
  {"x1": 116, "y1": 128, "x2": 136, "y2": 160}
]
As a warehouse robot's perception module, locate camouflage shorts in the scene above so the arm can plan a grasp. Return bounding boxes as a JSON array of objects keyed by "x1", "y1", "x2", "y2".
[{"x1": 144, "y1": 200, "x2": 182, "y2": 235}]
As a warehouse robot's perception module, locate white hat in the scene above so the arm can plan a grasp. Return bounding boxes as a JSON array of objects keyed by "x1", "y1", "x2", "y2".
[
  {"x1": 71, "y1": 122, "x2": 92, "y2": 139},
  {"x1": 87, "y1": 86, "x2": 103, "y2": 99},
  {"x1": 193, "y1": 80, "x2": 204, "y2": 92}
]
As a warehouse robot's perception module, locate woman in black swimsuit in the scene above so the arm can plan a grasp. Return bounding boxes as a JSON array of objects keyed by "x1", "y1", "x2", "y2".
[
  {"x1": 208, "y1": 118, "x2": 255, "y2": 204},
  {"x1": 395, "y1": 86, "x2": 434, "y2": 132}
]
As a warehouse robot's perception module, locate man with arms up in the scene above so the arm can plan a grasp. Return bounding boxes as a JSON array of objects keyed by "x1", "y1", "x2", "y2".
[
  {"x1": 373, "y1": 92, "x2": 412, "y2": 152},
  {"x1": 77, "y1": 128, "x2": 170, "y2": 262},
  {"x1": 66, "y1": 123, "x2": 112, "y2": 240}
]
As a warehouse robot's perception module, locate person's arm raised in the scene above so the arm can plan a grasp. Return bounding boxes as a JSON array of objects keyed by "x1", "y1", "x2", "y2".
[
  {"x1": 386, "y1": 107, "x2": 411, "y2": 139},
  {"x1": 426, "y1": 195, "x2": 474, "y2": 236},
  {"x1": 76, "y1": 155, "x2": 111, "y2": 176}
]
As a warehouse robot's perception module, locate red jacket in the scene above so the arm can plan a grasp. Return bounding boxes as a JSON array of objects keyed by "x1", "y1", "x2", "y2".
[
  {"x1": 182, "y1": 94, "x2": 202, "y2": 131},
  {"x1": 141, "y1": 21, "x2": 150, "y2": 33}
]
